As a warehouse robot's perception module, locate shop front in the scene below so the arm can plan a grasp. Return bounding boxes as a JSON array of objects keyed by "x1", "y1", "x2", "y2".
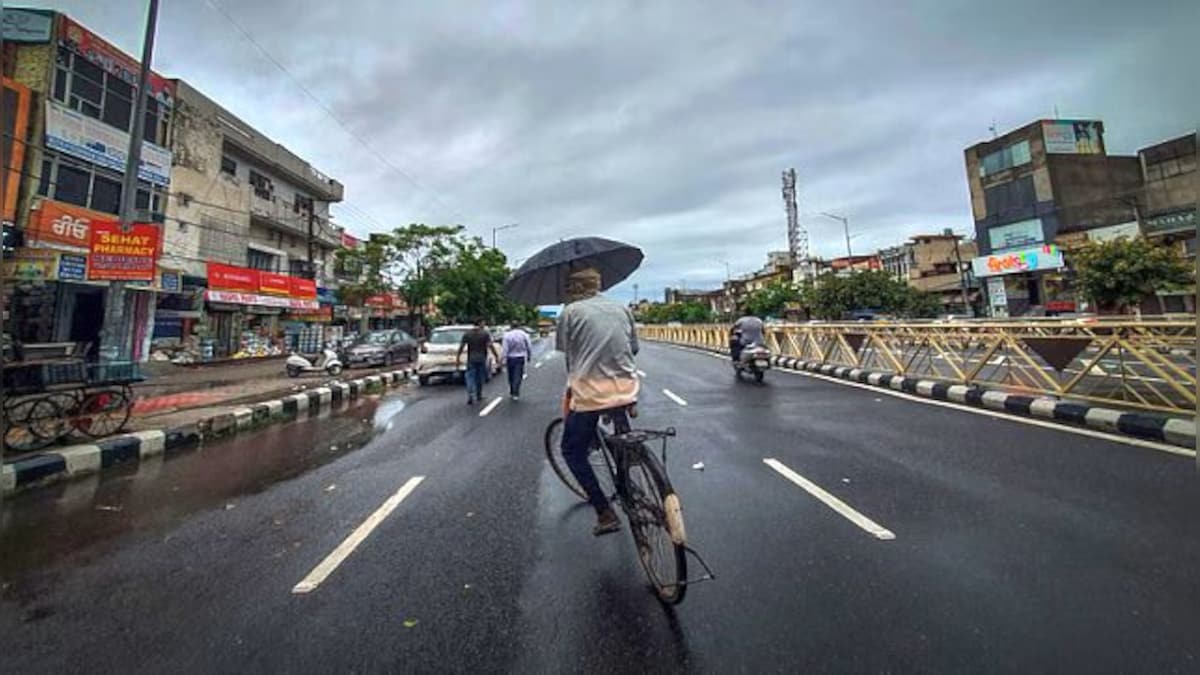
[
  {"x1": 972, "y1": 244, "x2": 1066, "y2": 318},
  {"x1": 202, "y1": 262, "x2": 320, "y2": 359}
]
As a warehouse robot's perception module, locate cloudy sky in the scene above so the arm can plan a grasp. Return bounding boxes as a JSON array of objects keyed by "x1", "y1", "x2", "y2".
[{"x1": 37, "y1": 0, "x2": 1200, "y2": 301}]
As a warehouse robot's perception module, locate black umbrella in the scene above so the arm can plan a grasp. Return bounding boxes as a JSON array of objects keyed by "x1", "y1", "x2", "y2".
[{"x1": 505, "y1": 237, "x2": 644, "y2": 305}]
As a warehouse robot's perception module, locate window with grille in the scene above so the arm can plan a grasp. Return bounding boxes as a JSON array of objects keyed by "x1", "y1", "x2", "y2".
[{"x1": 52, "y1": 46, "x2": 170, "y2": 145}]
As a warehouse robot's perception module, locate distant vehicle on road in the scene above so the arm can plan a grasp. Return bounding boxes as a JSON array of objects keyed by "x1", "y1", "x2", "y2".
[
  {"x1": 417, "y1": 325, "x2": 499, "y2": 386},
  {"x1": 345, "y1": 330, "x2": 417, "y2": 368}
]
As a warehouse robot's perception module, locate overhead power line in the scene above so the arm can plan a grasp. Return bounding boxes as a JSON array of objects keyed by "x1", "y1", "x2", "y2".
[{"x1": 202, "y1": 0, "x2": 469, "y2": 226}]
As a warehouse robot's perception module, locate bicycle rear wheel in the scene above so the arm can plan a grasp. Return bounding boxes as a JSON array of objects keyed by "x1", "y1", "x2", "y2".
[
  {"x1": 3, "y1": 397, "x2": 66, "y2": 452},
  {"x1": 623, "y1": 446, "x2": 688, "y2": 604},
  {"x1": 543, "y1": 418, "x2": 614, "y2": 501}
]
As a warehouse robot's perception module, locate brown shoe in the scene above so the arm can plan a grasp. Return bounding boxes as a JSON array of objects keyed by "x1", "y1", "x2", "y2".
[{"x1": 593, "y1": 508, "x2": 621, "y2": 536}]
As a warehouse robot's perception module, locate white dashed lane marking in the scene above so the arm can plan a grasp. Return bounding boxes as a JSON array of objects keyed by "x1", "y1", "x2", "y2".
[
  {"x1": 662, "y1": 389, "x2": 688, "y2": 406},
  {"x1": 479, "y1": 397, "x2": 503, "y2": 417},
  {"x1": 763, "y1": 458, "x2": 895, "y2": 540},
  {"x1": 292, "y1": 476, "x2": 426, "y2": 594}
]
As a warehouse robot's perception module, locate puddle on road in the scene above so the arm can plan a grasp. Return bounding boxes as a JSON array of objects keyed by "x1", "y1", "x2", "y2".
[
  {"x1": 0, "y1": 393, "x2": 400, "y2": 585},
  {"x1": 373, "y1": 396, "x2": 408, "y2": 432}
]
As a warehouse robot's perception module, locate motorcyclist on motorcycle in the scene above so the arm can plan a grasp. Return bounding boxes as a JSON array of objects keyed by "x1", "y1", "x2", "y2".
[{"x1": 729, "y1": 311, "x2": 765, "y2": 362}]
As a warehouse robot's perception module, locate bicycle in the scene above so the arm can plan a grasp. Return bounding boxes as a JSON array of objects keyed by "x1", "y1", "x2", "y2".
[{"x1": 544, "y1": 409, "x2": 714, "y2": 604}]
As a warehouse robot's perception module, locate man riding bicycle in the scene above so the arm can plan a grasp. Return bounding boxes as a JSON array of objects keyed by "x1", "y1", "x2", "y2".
[{"x1": 556, "y1": 267, "x2": 640, "y2": 536}]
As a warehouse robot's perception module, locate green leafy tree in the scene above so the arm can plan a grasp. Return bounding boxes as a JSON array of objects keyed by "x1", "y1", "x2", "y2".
[
  {"x1": 637, "y1": 301, "x2": 713, "y2": 324},
  {"x1": 390, "y1": 223, "x2": 463, "y2": 329},
  {"x1": 1071, "y1": 237, "x2": 1192, "y2": 313},
  {"x1": 435, "y1": 238, "x2": 513, "y2": 323},
  {"x1": 810, "y1": 271, "x2": 940, "y2": 320},
  {"x1": 742, "y1": 280, "x2": 801, "y2": 318}
]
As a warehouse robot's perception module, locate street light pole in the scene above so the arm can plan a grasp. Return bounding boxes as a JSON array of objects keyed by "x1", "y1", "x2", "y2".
[
  {"x1": 717, "y1": 259, "x2": 731, "y2": 280},
  {"x1": 99, "y1": 0, "x2": 160, "y2": 362},
  {"x1": 492, "y1": 223, "x2": 518, "y2": 249},
  {"x1": 820, "y1": 212, "x2": 853, "y2": 258}
]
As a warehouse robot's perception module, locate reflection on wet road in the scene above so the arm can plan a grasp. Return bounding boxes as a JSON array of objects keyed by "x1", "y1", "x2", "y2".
[{"x1": 0, "y1": 393, "x2": 404, "y2": 582}]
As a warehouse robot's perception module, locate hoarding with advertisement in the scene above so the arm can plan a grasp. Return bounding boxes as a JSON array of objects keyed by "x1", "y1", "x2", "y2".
[
  {"x1": 3, "y1": 77, "x2": 32, "y2": 224},
  {"x1": 26, "y1": 199, "x2": 113, "y2": 250},
  {"x1": 972, "y1": 244, "x2": 1065, "y2": 277},
  {"x1": 45, "y1": 100, "x2": 173, "y2": 186},
  {"x1": 2, "y1": 249, "x2": 60, "y2": 281},
  {"x1": 1142, "y1": 210, "x2": 1195, "y2": 236},
  {"x1": 87, "y1": 221, "x2": 160, "y2": 281},
  {"x1": 58, "y1": 15, "x2": 175, "y2": 105},
  {"x1": 1042, "y1": 120, "x2": 1103, "y2": 155},
  {"x1": 987, "y1": 218, "x2": 1044, "y2": 252},
  {"x1": 58, "y1": 253, "x2": 87, "y2": 281}
]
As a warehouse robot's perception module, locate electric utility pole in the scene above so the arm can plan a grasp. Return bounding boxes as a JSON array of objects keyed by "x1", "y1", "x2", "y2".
[
  {"x1": 307, "y1": 208, "x2": 315, "y2": 278},
  {"x1": 952, "y1": 233, "x2": 973, "y2": 317},
  {"x1": 100, "y1": 0, "x2": 159, "y2": 361}
]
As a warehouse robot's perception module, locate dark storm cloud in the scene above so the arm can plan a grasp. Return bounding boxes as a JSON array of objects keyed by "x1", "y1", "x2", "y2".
[{"x1": 45, "y1": 0, "x2": 1200, "y2": 300}]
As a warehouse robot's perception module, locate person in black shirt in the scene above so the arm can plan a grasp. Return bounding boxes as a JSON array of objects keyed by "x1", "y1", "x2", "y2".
[{"x1": 456, "y1": 318, "x2": 501, "y2": 405}]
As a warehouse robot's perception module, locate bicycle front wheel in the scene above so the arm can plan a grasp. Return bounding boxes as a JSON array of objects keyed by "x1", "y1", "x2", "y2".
[
  {"x1": 624, "y1": 448, "x2": 688, "y2": 604},
  {"x1": 73, "y1": 388, "x2": 131, "y2": 439}
]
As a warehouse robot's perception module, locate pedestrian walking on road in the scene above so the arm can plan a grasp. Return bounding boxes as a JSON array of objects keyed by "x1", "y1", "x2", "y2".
[
  {"x1": 456, "y1": 318, "x2": 501, "y2": 405},
  {"x1": 502, "y1": 322, "x2": 533, "y2": 400}
]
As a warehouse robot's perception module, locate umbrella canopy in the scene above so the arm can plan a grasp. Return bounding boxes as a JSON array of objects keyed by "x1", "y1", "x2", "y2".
[{"x1": 505, "y1": 237, "x2": 643, "y2": 305}]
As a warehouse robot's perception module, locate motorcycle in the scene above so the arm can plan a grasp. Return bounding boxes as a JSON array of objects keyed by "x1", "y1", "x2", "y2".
[
  {"x1": 732, "y1": 342, "x2": 771, "y2": 383},
  {"x1": 286, "y1": 346, "x2": 343, "y2": 378}
]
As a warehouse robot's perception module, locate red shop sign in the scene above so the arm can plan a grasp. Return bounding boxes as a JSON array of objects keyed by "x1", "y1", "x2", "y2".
[
  {"x1": 290, "y1": 276, "x2": 317, "y2": 298},
  {"x1": 87, "y1": 221, "x2": 160, "y2": 281},
  {"x1": 207, "y1": 262, "x2": 259, "y2": 292},
  {"x1": 259, "y1": 271, "x2": 291, "y2": 295},
  {"x1": 364, "y1": 293, "x2": 392, "y2": 308}
]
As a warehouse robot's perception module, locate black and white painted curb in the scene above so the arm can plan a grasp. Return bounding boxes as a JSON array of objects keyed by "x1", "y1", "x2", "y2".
[
  {"x1": 1, "y1": 370, "x2": 413, "y2": 496},
  {"x1": 660, "y1": 341, "x2": 1196, "y2": 452}
]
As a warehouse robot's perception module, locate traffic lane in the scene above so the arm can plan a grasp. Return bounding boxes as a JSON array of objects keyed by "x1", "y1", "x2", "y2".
[
  {"x1": 640, "y1": 343, "x2": 1200, "y2": 670},
  {"x1": 513, "y1": 397, "x2": 921, "y2": 673},
  {"x1": 0, "y1": 367, "x2": 548, "y2": 673},
  {"x1": 212, "y1": 351, "x2": 568, "y2": 671}
]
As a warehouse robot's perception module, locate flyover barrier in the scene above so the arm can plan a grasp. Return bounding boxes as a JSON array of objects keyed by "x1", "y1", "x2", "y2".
[{"x1": 641, "y1": 318, "x2": 1197, "y2": 417}]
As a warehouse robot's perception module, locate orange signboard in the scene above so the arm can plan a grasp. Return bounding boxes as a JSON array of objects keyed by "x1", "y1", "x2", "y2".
[
  {"x1": 87, "y1": 221, "x2": 160, "y2": 281},
  {"x1": 3, "y1": 77, "x2": 32, "y2": 224},
  {"x1": 26, "y1": 199, "x2": 115, "y2": 250}
]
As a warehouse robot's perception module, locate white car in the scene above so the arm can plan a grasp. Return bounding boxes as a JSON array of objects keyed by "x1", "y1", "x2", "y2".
[{"x1": 417, "y1": 325, "x2": 500, "y2": 386}]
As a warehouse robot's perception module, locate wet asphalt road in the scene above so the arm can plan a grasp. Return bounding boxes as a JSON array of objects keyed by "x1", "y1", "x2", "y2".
[{"x1": 1, "y1": 341, "x2": 1197, "y2": 673}]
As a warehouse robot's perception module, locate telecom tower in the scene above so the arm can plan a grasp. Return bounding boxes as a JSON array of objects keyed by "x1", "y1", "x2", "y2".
[{"x1": 781, "y1": 168, "x2": 809, "y2": 278}]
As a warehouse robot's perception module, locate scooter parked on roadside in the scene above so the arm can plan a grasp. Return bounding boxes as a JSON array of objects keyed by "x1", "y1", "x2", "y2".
[{"x1": 285, "y1": 346, "x2": 343, "y2": 378}]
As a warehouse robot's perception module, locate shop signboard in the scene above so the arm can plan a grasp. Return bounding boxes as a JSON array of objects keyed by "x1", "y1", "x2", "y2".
[
  {"x1": 25, "y1": 199, "x2": 109, "y2": 251},
  {"x1": 1042, "y1": 120, "x2": 1103, "y2": 155},
  {"x1": 986, "y1": 277, "x2": 1008, "y2": 308},
  {"x1": 58, "y1": 15, "x2": 175, "y2": 105},
  {"x1": 204, "y1": 289, "x2": 320, "y2": 311},
  {"x1": 287, "y1": 306, "x2": 334, "y2": 323},
  {"x1": 1087, "y1": 221, "x2": 1140, "y2": 243},
  {"x1": 87, "y1": 221, "x2": 160, "y2": 281},
  {"x1": 207, "y1": 262, "x2": 259, "y2": 292},
  {"x1": 4, "y1": 77, "x2": 32, "y2": 224},
  {"x1": 1142, "y1": 210, "x2": 1195, "y2": 236},
  {"x1": 2, "y1": 248, "x2": 59, "y2": 281},
  {"x1": 972, "y1": 244, "x2": 1064, "y2": 278},
  {"x1": 364, "y1": 293, "x2": 392, "y2": 308},
  {"x1": 289, "y1": 276, "x2": 317, "y2": 298},
  {"x1": 45, "y1": 100, "x2": 173, "y2": 187},
  {"x1": 259, "y1": 271, "x2": 291, "y2": 295},
  {"x1": 57, "y1": 253, "x2": 87, "y2": 281},
  {"x1": 317, "y1": 287, "x2": 338, "y2": 305},
  {"x1": 3, "y1": 8, "x2": 53, "y2": 43},
  {"x1": 987, "y1": 218, "x2": 1044, "y2": 252},
  {"x1": 160, "y1": 270, "x2": 182, "y2": 292}
]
